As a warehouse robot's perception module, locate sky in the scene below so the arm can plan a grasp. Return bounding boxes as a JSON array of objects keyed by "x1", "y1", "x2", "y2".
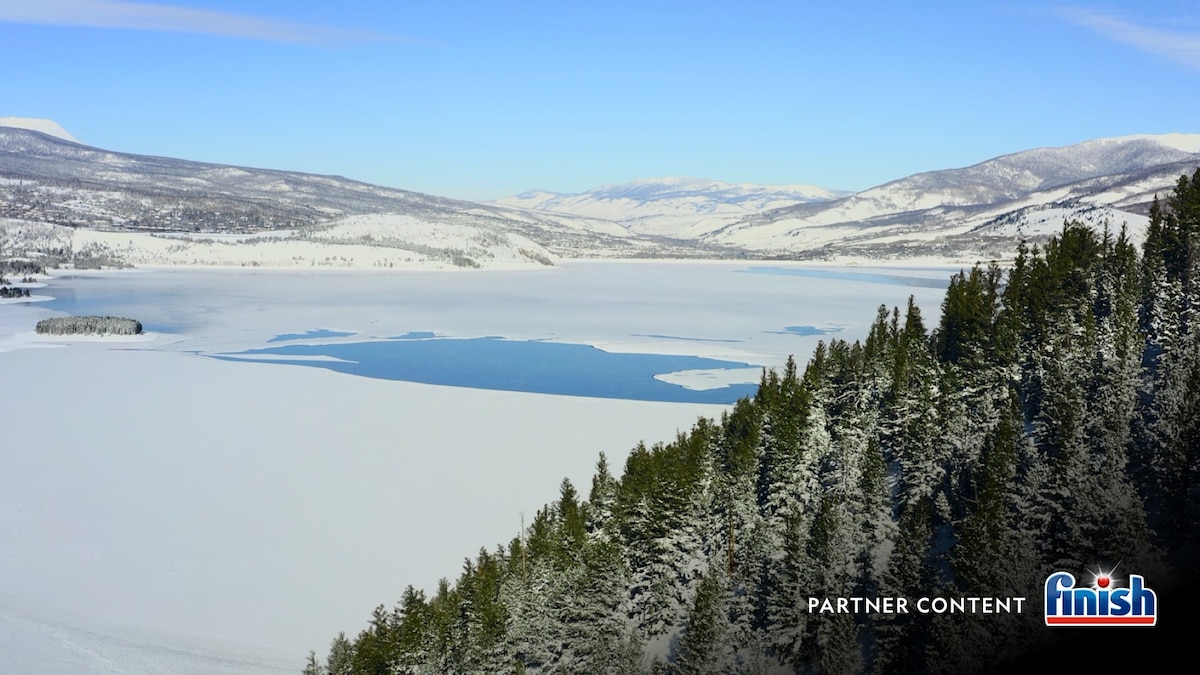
[{"x1": 2, "y1": 1, "x2": 1199, "y2": 201}]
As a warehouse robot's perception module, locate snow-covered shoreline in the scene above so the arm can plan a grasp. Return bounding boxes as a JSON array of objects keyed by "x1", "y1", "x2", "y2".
[
  {"x1": 0, "y1": 294, "x2": 53, "y2": 305},
  {"x1": 562, "y1": 255, "x2": 986, "y2": 274}
]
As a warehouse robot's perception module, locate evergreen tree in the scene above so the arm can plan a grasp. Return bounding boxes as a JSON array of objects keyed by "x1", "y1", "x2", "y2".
[
  {"x1": 675, "y1": 573, "x2": 732, "y2": 675},
  {"x1": 588, "y1": 453, "x2": 620, "y2": 540},
  {"x1": 302, "y1": 650, "x2": 325, "y2": 675},
  {"x1": 326, "y1": 633, "x2": 354, "y2": 675},
  {"x1": 875, "y1": 498, "x2": 935, "y2": 674},
  {"x1": 349, "y1": 605, "x2": 400, "y2": 674},
  {"x1": 805, "y1": 496, "x2": 862, "y2": 675}
]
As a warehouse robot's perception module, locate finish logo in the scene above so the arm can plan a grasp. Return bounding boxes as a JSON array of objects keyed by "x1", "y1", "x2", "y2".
[{"x1": 1044, "y1": 569, "x2": 1157, "y2": 626}]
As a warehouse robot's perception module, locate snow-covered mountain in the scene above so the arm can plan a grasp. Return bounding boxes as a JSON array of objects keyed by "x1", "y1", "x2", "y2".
[
  {"x1": 494, "y1": 177, "x2": 847, "y2": 239},
  {"x1": 0, "y1": 123, "x2": 731, "y2": 263},
  {"x1": 5, "y1": 118, "x2": 1199, "y2": 266},
  {"x1": 0, "y1": 117, "x2": 80, "y2": 144},
  {"x1": 703, "y1": 134, "x2": 1200, "y2": 258}
]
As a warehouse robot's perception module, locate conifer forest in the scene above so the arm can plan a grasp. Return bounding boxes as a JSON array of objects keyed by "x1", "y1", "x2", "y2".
[{"x1": 305, "y1": 171, "x2": 1200, "y2": 674}]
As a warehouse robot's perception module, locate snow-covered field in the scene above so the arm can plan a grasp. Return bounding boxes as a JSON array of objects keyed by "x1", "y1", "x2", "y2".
[{"x1": 0, "y1": 262, "x2": 954, "y2": 673}]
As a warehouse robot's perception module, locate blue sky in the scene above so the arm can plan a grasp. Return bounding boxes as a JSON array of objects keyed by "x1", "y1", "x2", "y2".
[{"x1": 3, "y1": 1, "x2": 1199, "y2": 200}]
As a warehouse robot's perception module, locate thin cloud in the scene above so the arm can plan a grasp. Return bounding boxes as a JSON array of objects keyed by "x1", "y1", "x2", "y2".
[
  {"x1": 1059, "y1": 7, "x2": 1200, "y2": 70},
  {"x1": 0, "y1": 0, "x2": 402, "y2": 45}
]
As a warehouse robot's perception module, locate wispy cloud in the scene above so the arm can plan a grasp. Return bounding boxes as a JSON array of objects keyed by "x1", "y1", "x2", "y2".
[
  {"x1": 0, "y1": 0, "x2": 399, "y2": 45},
  {"x1": 1059, "y1": 7, "x2": 1200, "y2": 70}
]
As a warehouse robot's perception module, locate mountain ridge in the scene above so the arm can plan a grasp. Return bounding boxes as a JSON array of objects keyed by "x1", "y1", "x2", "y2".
[
  {"x1": 0, "y1": 126, "x2": 740, "y2": 263},
  {"x1": 495, "y1": 133, "x2": 1200, "y2": 255},
  {"x1": 697, "y1": 133, "x2": 1200, "y2": 255},
  {"x1": 493, "y1": 177, "x2": 849, "y2": 240},
  {"x1": 3, "y1": 122, "x2": 1199, "y2": 265}
]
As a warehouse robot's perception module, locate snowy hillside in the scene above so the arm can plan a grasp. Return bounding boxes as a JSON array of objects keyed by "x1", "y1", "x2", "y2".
[
  {"x1": 494, "y1": 177, "x2": 846, "y2": 239},
  {"x1": 303, "y1": 214, "x2": 558, "y2": 268},
  {"x1": 4, "y1": 121, "x2": 1199, "y2": 265},
  {"x1": 704, "y1": 134, "x2": 1200, "y2": 257},
  {"x1": 0, "y1": 125, "x2": 722, "y2": 260},
  {"x1": 0, "y1": 214, "x2": 558, "y2": 270}
]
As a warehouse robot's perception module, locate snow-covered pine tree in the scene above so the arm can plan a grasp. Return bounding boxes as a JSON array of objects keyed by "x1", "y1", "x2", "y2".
[
  {"x1": 588, "y1": 453, "x2": 620, "y2": 540},
  {"x1": 674, "y1": 572, "x2": 733, "y2": 674},
  {"x1": 326, "y1": 632, "x2": 355, "y2": 675},
  {"x1": 873, "y1": 496, "x2": 935, "y2": 674},
  {"x1": 804, "y1": 495, "x2": 863, "y2": 675},
  {"x1": 884, "y1": 300, "x2": 946, "y2": 509},
  {"x1": 935, "y1": 389, "x2": 1041, "y2": 673},
  {"x1": 303, "y1": 650, "x2": 325, "y2": 675},
  {"x1": 1138, "y1": 170, "x2": 1200, "y2": 543}
]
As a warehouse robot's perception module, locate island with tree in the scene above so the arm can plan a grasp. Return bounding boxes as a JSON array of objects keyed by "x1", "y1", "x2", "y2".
[{"x1": 35, "y1": 316, "x2": 143, "y2": 336}]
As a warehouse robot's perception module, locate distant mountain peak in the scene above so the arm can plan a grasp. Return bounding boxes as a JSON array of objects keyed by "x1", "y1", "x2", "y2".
[
  {"x1": 1101, "y1": 132, "x2": 1200, "y2": 154},
  {"x1": 492, "y1": 176, "x2": 846, "y2": 239},
  {"x1": 614, "y1": 176, "x2": 721, "y2": 189},
  {"x1": 596, "y1": 176, "x2": 840, "y2": 196},
  {"x1": 514, "y1": 189, "x2": 561, "y2": 199},
  {"x1": 0, "y1": 117, "x2": 80, "y2": 144}
]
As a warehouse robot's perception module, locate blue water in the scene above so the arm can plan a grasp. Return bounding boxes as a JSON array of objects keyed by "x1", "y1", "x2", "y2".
[
  {"x1": 741, "y1": 267, "x2": 952, "y2": 289},
  {"x1": 212, "y1": 337, "x2": 760, "y2": 404},
  {"x1": 268, "y1": 329, "x2": 355, "y2": 342},
  {"x1": 766, "y1": 325, "x2": 846, "y2": 337},
  {"x1": 389, "y1": 331, "x2": 438, "y2": 340}
]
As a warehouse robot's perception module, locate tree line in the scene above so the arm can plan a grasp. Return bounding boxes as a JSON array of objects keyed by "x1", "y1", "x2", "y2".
[
  {"x1": 304, "y1": 170, "x2": 1200, "y2": 674},
  {"x1": 35, "y1": 316, "x2": 142, "y2": 335}
]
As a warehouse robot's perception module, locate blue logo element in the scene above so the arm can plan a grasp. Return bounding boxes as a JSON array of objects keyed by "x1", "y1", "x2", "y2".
[{"x1": 1044, "y1": 570, "x2": 1157, "y2": 626}]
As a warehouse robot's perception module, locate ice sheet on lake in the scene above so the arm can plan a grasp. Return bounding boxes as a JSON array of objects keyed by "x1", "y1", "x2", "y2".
[
  {"x1": 0, "y1": 260, "x2": 956, "y2": 668},
  {"x1": 653, "y1": 367, "x2": 763, "y2": 391}
]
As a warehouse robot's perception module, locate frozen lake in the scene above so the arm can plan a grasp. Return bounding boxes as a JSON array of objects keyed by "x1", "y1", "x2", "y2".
[
  {"x1": 24, "y1": 262, "x2": 954, "y2": 398},
  {"x1": 0, "y1": 261, "x2": 956, "y2": 672}
]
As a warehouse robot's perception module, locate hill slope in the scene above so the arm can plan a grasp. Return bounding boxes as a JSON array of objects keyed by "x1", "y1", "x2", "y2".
[
  {"x1": 5, "y1": 121, "x2": 1198, "y2": 265},
  {"x1": 494, "y1": 177, "x2": 847, "y2": 239},
  {"x1": 703, "y1": 134, "x2": 1200, "y2": 258},
  {"x1": 0, "y1": 125, "x2": 729, "y2": 262}
]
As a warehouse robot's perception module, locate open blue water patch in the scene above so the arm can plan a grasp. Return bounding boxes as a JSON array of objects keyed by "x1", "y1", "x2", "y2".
[
  {"x1": 389, "y1": 331, "x2": 438, "y2": 340},
  {"x1": 765, "y1": 325, "x2": 846, "y2": 337},
  {"x1": 210, "y1": 337, "x2": 760, "y2": 404},
  {"x1": 740, "y1": 267, "x2": 952, "y2": 289},
  {"x1": 632, "y1": 333, "x2": 746, "y2": 343},
  {"x1": 268, "y1": 329, "x2": 356, "y2": 342}
]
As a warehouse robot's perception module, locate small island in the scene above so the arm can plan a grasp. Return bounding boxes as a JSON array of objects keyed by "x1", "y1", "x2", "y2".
[{"x1": 36, "y1": 316, "x2": 143, "y2": 336}]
